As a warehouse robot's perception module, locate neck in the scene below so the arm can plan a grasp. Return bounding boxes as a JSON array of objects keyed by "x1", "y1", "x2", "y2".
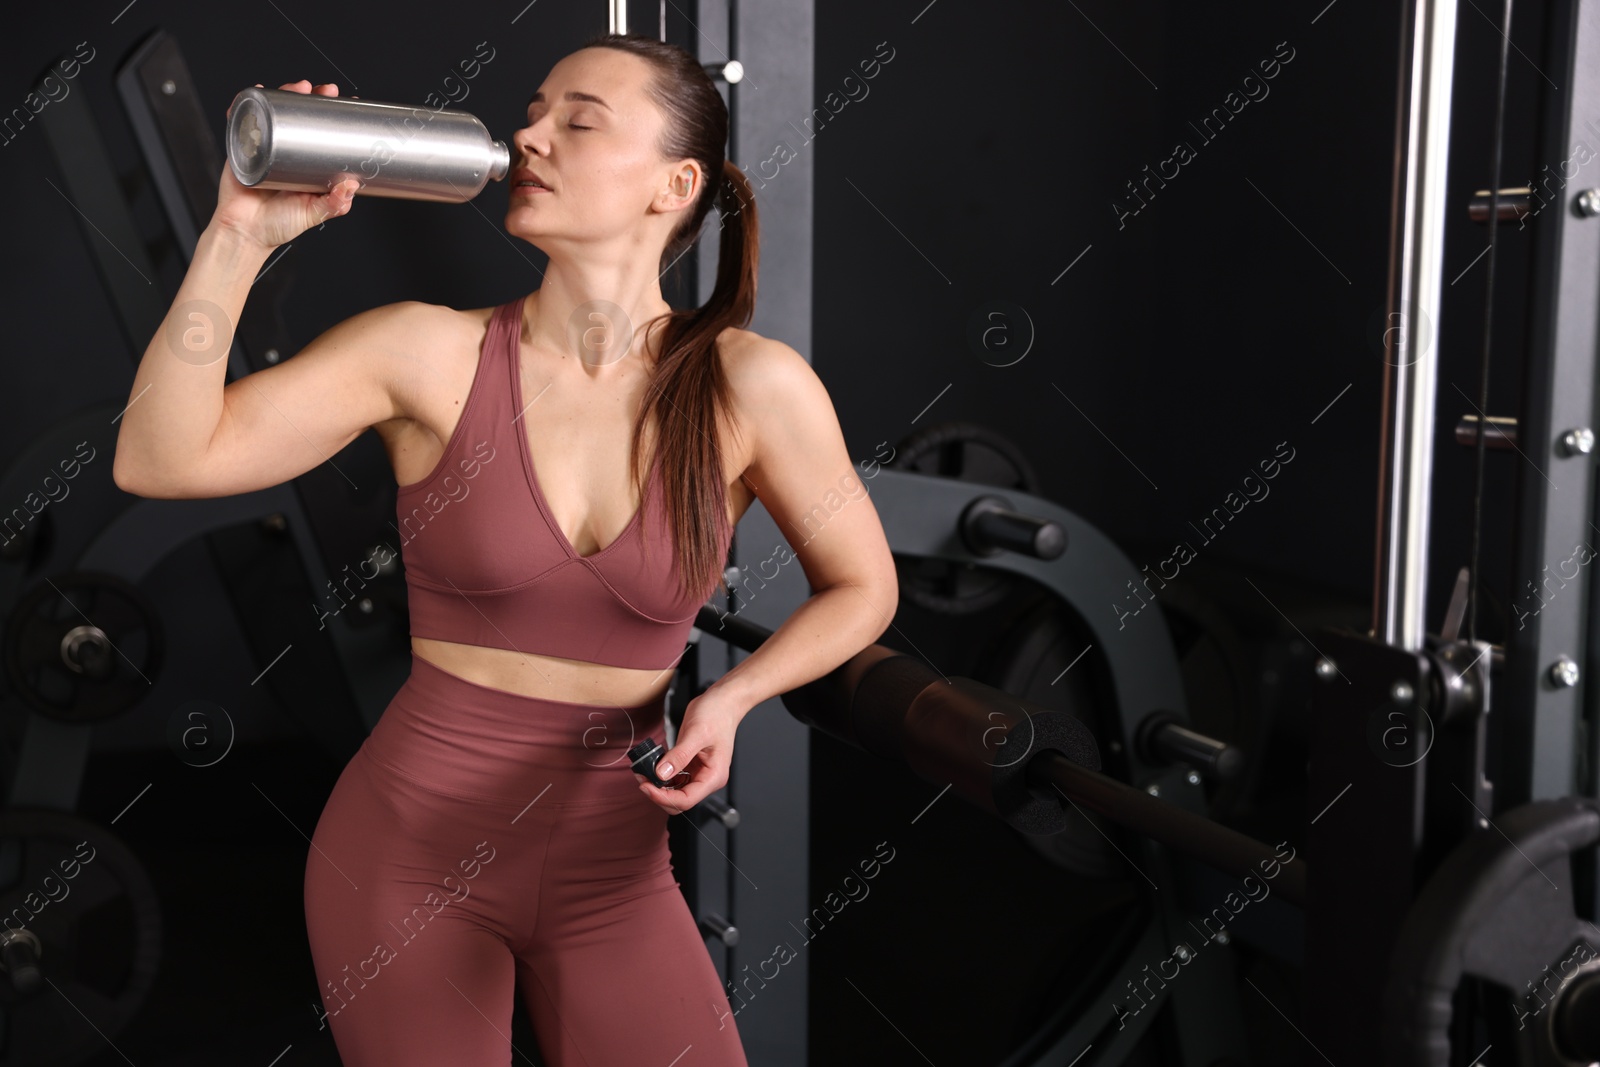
[{"x1": 523, "y1": 257, "x2": 673, "y2": 377}]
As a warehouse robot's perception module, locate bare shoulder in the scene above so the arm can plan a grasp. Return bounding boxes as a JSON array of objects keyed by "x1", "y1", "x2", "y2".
[
  {"x1": 339, "y1": 297, "x2": 471, "y2": 343},
  {"x1": 365, "y1": 300, "x2": 493, "y2": 418},
  {"x1": 374, "y1": 298, "x2": 488, "y2": 356},
  {"x1": 715, "y1": 326, "x2": 830, "y2": 422},
  {"x1": 713, "y1": 326, "x2": 838, "y2": 482},
  {"x1": 710, "y1": 326, "x2": 894, "y2": 603},
  {"x1": 363, "y1": 300, "x2": 499, "y2": 485}
]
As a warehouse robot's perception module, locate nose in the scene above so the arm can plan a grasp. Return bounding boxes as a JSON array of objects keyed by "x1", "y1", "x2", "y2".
[{"x1": 513, "y1": 113, "x2": 551, "y2": 159}]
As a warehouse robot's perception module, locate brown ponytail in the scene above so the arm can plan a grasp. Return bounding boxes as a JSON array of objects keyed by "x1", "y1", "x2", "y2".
[{"x1": 584, "y1": 33, "x2": 760, "y2": 605}]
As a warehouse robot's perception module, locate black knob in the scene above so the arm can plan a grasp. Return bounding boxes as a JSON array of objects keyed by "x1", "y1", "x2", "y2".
[
  {"x1": 960, "y1": 496, "x2": 1067, "y2": 560},
  {"x1": 1135, "y1": 712, "x2": 1243, "y2": 783},
  {"x1": 700, "y1": 912, "x2": 739, "y2": 946},
  {"x1": 696, "y1": 794, "x2": 740, "y2": 829},
  {"x1": 627, "y1": 737, "x2": 682, "y2": 789},
  {"x1": 1, "y1": 929, "x2": 42, "y2": 996},
  {"x1": 1553, "y1": 966, "x2": 1600, "y2": 1062},
  {"x1": 63, "y1": 626, "x2": 116, "y2": 680}
]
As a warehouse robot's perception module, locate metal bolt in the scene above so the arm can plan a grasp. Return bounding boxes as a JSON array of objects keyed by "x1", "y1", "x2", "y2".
[
  {"x1": 358, "y1": 598, "x2": 373, "y2": 614},
  {"x1": 1174, "y1": 944, "x2": 1192, "y2": 961},
  {"x1": 1315, "y1": 658, "x2": 1337, "y2": 682},
  {"x1": 1215, "y1": 929, "x2": 1231, "y2": 946},
  {"x1": 1578, "y1": 188, "x2": 1600, "y2": 218},
  {"x1": 161, "y1": 79, "x2": 177, "y2": 95},
  {"x1": 1561, "y1": 428, "x2": 1595, "y2": 456},
  {"x1": 264, "y1": 348, "x2": 281, "y2": 364},
  {"x1": 723, "y1": 565, "x2": 741, "y2": 585},
  {"x1": 1146, "y1": 783, "x2": 1161, "y2": 797},
  {"x1": 1390, "y1": 680, "x2": 1414, "y2": 706},
  {"x1": 1550, "y1": 657, "x2": 1580, "y2": 688},
  {"x1": 1186, "y1": 770, "x2": 1201, "y2": 786},
  {"x1": 699, "y1": 913, "x2": 740, "y2": 947}
]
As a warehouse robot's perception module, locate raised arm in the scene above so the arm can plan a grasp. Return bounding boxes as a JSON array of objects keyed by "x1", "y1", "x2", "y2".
[
  {"x1": 114, "y1": 295, "x2": 443, "y2": 499},
  {"x1": 112, "y1": 78, "x2": 387, "y2": 499}
]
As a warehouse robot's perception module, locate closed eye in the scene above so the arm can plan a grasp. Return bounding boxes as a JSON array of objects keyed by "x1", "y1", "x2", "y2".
[{"x1": 522, "y1": 109, "x2": 593, "y2": 131}]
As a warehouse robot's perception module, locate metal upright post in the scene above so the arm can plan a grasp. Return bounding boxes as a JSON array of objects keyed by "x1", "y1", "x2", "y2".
[
  {"x1": 1501, "y1": 0, "x2": 1600, "y2": 810},
  {"x1": 1306, "y1": 0, "x2": 1460, "y2": 1062},
  {"x1": 1373, "y1": 0, "x2": 1460, "y2": 650},
  {"x1": 690, "y1": 3, "x2": 815, "y2": 1066}
]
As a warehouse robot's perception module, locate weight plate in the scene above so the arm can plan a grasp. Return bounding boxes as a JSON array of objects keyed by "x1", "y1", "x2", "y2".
[
  {"x1": 1383, "y1": 796, "x2": 1600, "y2": 1067},
  {"x1": 0, "y1": 405, "x2": 127, "y2": 602},
  {"x1": 0, "y1": 809, "x2": 162, "y2": 1067},
  {"x1": 980, "y1": 597, "x2": 1125, "y2": 879},
  {"x1": 890, "y1": 421, "x2": 1040, "y2": 616},
  {"x1": 3, "y1": 572, "x2": 163, "y2": 723}
]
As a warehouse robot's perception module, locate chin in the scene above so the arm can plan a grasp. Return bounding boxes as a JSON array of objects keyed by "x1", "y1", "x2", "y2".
[{"x1": 505, "y1": 216, "x2": 552, "y2": 241}]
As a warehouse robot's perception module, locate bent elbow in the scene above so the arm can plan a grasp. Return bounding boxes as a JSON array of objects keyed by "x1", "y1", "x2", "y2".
[
  {"x1": 879, "y1": 583, "x2": 899, "y2": 631},
  {"x1": 861, "y1": 579, "x2": 898, "y2": 646},
  {"x1": 111, "y1": 454, "x2": 145, "y2": 497},
  {"x1": 112, "y1": 456, "x2": 186, "y2": 499}
]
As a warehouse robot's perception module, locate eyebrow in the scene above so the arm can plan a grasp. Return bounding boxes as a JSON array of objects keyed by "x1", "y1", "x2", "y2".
[{"x1": 526, "y1": 90, "x2": 613, "y2": 111}]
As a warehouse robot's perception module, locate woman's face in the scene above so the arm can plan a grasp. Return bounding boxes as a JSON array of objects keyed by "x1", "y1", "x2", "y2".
[{"x1": 507, "y1": 48, "x2": 698, "y2": 254}]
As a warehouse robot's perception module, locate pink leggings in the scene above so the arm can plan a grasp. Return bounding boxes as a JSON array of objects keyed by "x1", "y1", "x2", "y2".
[{"x1": 304, "y1": 653, "x2": 749, "y2": 1066}]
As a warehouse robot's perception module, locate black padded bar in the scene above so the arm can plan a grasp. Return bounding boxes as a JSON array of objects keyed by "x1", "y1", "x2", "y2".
[
  {"x1": 695, "y1": 603, "x2": 1303, "y2": 903},
  {"x1": 1029, "y1": 750, "x2": 1306, "y2": 906}
]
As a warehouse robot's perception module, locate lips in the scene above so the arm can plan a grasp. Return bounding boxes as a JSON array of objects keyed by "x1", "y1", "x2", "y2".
[{"x1": 512, "y1": 167, "x2": 552, "y2": 192}]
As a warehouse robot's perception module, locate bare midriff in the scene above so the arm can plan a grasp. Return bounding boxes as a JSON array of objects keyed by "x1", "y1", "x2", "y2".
[{"x1": 410, "y1": 637, "x2": 679, "y2": 708}]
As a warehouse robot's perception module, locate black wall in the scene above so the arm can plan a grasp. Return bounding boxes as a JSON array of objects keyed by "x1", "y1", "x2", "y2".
[{"x1": 812, "y1": 0, "x2": 1546, "y2": 645}]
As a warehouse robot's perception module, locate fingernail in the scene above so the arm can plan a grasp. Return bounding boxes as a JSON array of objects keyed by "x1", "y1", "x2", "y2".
[{"x1": 658, "y1": 763, "x2": 673, "y2": 778}]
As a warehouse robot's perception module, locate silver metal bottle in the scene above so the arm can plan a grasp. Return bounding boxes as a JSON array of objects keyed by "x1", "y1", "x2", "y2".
[{"x1": 224, "y1": 87, "x2": 510, "y2": 203}]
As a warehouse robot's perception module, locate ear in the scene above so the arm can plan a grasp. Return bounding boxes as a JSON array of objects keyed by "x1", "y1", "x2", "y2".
[{"x1": 655, "y1": 160, "x2": 702, "y2": 213}]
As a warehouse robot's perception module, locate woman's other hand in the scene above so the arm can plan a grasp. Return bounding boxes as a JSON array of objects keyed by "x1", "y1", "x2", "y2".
[{"x1": 636, "y1": 693, "x2": 745, "y2": 813}]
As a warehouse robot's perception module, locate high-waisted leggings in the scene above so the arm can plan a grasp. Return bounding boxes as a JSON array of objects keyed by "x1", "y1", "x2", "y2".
[{"x1": 304, "y1": 653, "x2": 749, "y2": 1066}]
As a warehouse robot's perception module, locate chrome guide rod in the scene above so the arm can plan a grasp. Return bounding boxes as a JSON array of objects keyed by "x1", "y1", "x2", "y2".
[{"x1": 1375, "y1": 0, "x2": 1461, "y2": 650}]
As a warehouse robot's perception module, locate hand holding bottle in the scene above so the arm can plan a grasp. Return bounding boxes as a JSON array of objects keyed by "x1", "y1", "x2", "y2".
[{"x1": 213, "y1": 79, "x2": 358, "y2": 251}]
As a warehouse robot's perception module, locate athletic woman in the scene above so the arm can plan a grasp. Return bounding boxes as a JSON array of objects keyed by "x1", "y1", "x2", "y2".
[{"x1": 112, "y1": 32, "x2": 897, "y2": 1067}]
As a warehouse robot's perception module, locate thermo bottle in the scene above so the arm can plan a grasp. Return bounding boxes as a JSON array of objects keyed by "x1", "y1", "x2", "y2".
[{"x1": 224, "y1": 87, "x2": 510, "y2": 203}]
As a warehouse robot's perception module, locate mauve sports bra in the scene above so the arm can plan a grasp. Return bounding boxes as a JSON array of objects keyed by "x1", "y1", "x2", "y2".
[{"x1": 392, "y1": 297, "x2": 734, "y2": 670}]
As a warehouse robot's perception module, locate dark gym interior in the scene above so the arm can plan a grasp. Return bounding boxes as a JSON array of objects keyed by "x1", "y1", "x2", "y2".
[{"x1": 1, "y1": 0, "x2": 1597, "y2": 1064}]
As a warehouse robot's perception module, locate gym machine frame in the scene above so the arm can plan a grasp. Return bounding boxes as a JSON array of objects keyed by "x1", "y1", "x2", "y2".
[
  {"x1": 1306, "y1": 0, "x2": 1600, "y2": 1065},
  {"x1": 6, "y1": 29, "x2": 410, "y2": 793},
  {"x1": 693, "y1": 461, "x2": 1306, "y2": 1067},
  {"x1": 683, "y1": 0, "x2": 1600, "y2": 1064},
  {"x1": 0, "y1": 30, "x2": 417, "y2": 1062}
]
